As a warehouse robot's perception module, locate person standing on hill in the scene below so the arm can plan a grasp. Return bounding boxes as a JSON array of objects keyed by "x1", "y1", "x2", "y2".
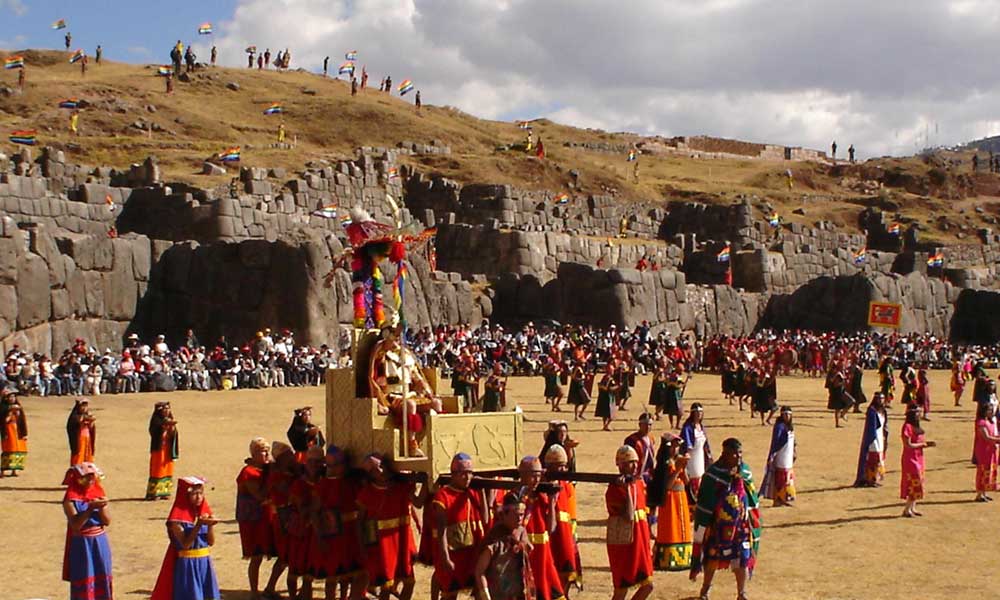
[
  {"x1": 69, "y1": 110, "x2": 80, "y2": 136},
  {"x1": 16, "y1": 66, "x2": 25, "y2": 91},
  {"x1": 79, "y1": 54, "x2": 88, "y2": 77},
  {"x1": 361, "y1": 66, "x2": 368, "y2": 89},
  {"x1": 165, "y1": 72, "x2": 174, "y2": 94},
  {"x1": 65, "y1": 32, "x2": 72, "y2": 50},
  {"x1": 257, "y1": 54, "x2": 263, "y2": 69},
  {"x1": 95, "y1": 45, "x2": 102, "y2": 65},
  {"x1": 848, "y1": 144, "x2": 856, "y2": 163},
  {"x1": 415, "y1": 90, "x2": 422, "y2": 113},
  {"x1": 351, "y1": 76, "x2": 358, "y2": 96},
  {"x1": 248, "y1": 51, "x2": 255, "y2": 68},
  {"x1": 264, "y1": 48, "x2": 271, "y2": 69},
  {"x1": 323, "y1": 55, "x2": 329, "y2": 76},
  {"x1": 385, "y1": 75, "x2": 392, "y2": 93},
  {"x1": 210, "y1": 46, "x2": 217, "y2": 66},
  {"x1": 278, "y1": 122, "x2": 286, "y2": 144},
  {"x1": 831, "y1": 140, "x2": 837, "y2": 161}
]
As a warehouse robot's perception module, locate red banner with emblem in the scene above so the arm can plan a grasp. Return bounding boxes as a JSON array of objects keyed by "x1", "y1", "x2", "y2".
[{"x1": 868, "y1": 301, "x2": 902, "y2": 329}]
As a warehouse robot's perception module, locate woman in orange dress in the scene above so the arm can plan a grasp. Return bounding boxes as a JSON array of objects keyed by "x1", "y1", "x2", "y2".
[
  {"x1": 650, "y1": 434, "x2": 692, "y2": 571},
  {"x1": 605, "y1": 445, "x2": 653, "y2": 600},
  {"x1": 1, "y1": 389, "x2": 28, "y2": 476},
  {"x1": 147, "y1": 402, "x2": 179, "y2": 500},
  {"x1": 67, "y1": 399, "x2": 96, "y2": 466}
]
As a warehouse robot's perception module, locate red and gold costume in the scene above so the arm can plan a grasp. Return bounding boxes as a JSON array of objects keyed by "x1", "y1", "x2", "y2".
[
  {"x1": 236, "y1": 462, "x2": 275, "y2": 558},
  {"x1": 357, "y1": 479, "x2": 417, "y2": 587},
  {"x1": 507, "y1": 488, "x2": 564, "y2": 600},
  {"x1": 287, "y1": 475, "x2": 317, "y2": 577},
  {"x1": 312, "y1": 473, "x2": 364, "y2": 579},
  {"x1": 431, "y1": 484, "x2": 487, "y2": 593},
  {"x1": 605, "y1": 478, "x2": 653, "y2": 592},
  {"x1": 549, "y1": 480, "x2": 582, "y2": 585}
]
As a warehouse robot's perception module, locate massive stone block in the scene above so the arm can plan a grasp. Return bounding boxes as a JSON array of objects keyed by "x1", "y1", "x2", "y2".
[{"x1": 16, "y1": 253, "x2": 51, "y2": 329}]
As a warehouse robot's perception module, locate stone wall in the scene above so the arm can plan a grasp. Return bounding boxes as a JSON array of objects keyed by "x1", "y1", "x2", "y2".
[
  {"x1": 435, "y1": 224, "x2": 682, "y2": 282},
  {"x1": 758, "y1": 272, "x2": 957, "y2": 337},
  {"x1": 131, "y1": 230, "x2": 485, "y2": 347},
  {"x1": 0, "y1": 215, "x2": 152, "y2": 356},
  {"x1": 405, "y1": 176, "x2": 663, "y2": 238}
]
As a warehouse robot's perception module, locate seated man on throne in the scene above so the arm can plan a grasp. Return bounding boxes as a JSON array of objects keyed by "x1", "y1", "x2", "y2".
[{"x1": 369, "y1": 326, "x2": 444, "y2": 456}]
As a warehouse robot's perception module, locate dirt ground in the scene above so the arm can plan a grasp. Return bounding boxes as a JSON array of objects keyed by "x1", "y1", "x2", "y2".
[{"x1": 3, "y1": 370, "x2": 999, "y2": 600}]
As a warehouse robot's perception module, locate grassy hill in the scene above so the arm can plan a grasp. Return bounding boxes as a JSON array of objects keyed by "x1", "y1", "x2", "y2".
[{"x1": 2, "y1": 49, "x2": 1000, "y2": 244}]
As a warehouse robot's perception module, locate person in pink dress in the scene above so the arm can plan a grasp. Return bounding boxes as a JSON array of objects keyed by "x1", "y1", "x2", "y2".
[
  {"x1": 973, "y1": 402, "x2": 1000, "y2": 502},
  {"x1": 900, "y1": 408, "x2": 936, "y2": 518}
]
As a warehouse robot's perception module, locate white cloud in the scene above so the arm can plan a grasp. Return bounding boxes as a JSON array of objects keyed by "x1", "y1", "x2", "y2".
[
  {"x1": 0, "y1": 0, "x2": 27, "y2": 17},
  {"x1": 211, "y1": 0, "x2": 1000, "y2": 158}
]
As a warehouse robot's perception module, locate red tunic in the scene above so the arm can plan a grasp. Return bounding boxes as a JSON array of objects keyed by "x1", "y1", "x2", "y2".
[
  {"x1": 431, "y1": 485, "x2": 487, "y2": 593},
  {"x1": 236, "y1": 464, "x2": 275, "y2": 558},
  {"x1": 357, "y1": 480, "x2": 416, "y2": 587},
  {"x1": 522, "y1": 491, "x2": 564, "y2": 600},
  {"x1": 605, "y1": 479, "x2": 653, "y2": 591},
  {"x1": 266, "y1": 468, "x2": 296, "y2": 562},
  {"x1": 287, "y1": 478, "x2": 317, "y2": 576},
  {"x1": 549, "y1": 481, "x2": 580, "y2": 583},
  {"x1": 312, "y1": 476, "x2": 364, "y2": 579}
]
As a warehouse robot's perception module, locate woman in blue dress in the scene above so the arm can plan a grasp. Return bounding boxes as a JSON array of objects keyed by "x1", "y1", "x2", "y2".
[
  {"x1": 62, "y1": 462, "x2": 113, "y2": 600},
  {"x1": 152, "y1": 476, "x2": 220, "y2": 600}
]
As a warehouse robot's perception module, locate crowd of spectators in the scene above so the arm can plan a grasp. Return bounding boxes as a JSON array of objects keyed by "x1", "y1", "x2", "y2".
[{"x1": 2, "y1": 321, "x2": 994, "y2": 398}]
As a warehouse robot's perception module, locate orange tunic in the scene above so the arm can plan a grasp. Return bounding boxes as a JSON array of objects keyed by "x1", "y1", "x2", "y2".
[
  {"x1": 70, "y1": 423, "x2": 95, "y2": 466},
  {"x1": 357, "y1": 480, "x2": 416, "y2": 587},
  {"x1": 605, "y1": 479, "x2": 653, "y2": 591},
  {"x1": 431, "y1": 485, "x2": 486, "y2": 593},
  {"x1": 521, "y1": 491, "x2": 564, "y2": 600},
  {"x1": 550, "y1": 481, "x2": 581, "y2": 583}
]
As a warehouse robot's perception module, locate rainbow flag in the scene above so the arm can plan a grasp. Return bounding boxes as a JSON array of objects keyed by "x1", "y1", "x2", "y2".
[
  {"x1": 517, "y1": 120, "x2": 532, "y2": 130},
  {"x1": 69, "y1": 49, "x2": 85, "y2": 64},
  {"x1": 888, "y1": 223, "x2": 901, "y2": 236},
  {"x1": 398, "y1": 79, "x2": 414, "y2": 95},
  {"x1": 338, "y1": 61, "x2": 355, "y2": 75},
  {"x1": 218, "y1": 146, "x2": 241, "y2": 162},
  {"x1": 52, "y1": 19, "x2": 67, "y2": 30},
  {"x1": 339, "y1": 213, "x2": 353, "y2": 227},
  {"x1": 263, "y1": 103, "x2": 283, "y2": 115},
  {"x1": 853, "y1": 247, "x2": 867, "y2": 265},
  {"x1": 59, "y1": 99, "x2": 80, "y2": 109},
  {"x1": 198, "y1": 22, "x2": 213, "y2": 35},
  {"x1": 9, "y1": 129, "x2": 36, "y2": 145},
  {"x1": 312, "y1": 204, "x2": 338, "y2": 218},
  {"x1": 717, "y1": 245, "x2": 731, "y2": 263},
  {"x1": 157, "y1": 65, "x2": 173, "y2": 76},
  {"x1": 627, "y1": 149, "x2": 637, "y2": 162},
  {"x1": 105, "y1": 194, "x2": 116, "y2": 212},
  {"x1": 245, "y1": 46, "x2": 257, "y2": 54},
  {"x1": 4, "y1": 56, "x2": 24, "y2": 70},
  {"x1": 393, "y1": 261, "x2": 407, "y2": 322},
  {"x1": 345, "y1": 50, "x2": 358, "y2": 61},
  {"x1": 768, "y1": 212, "x2": 780, "y2": 227},
  {"x1": 927, "y1": 252, "x2": 944, "y2": 268},
  {"x1": 553, "y1": 192, "x2": 570, "y2": 205},
  {"x1": 387, "y1": 167, "x2": 399, "y2": 179}
]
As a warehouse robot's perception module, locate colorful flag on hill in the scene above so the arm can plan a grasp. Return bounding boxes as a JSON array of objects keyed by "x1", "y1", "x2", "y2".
[
  {"x1": 768, "y1": 212, "x2": 781, "y2": 227},
  {"x1": 157, "y1": 65, "x2": 173, "y2": 76},
  {"x1": 345, "y1": 50, "x2": 358, "y2": 61},
  {"x1": 398, "y1": 79, "x2": 414, "y2": 95},
  {"x1": 105, "y1": 194, "x2": 116, "y2": 212},
  {"x1": 245, "y1": 46, "x2": 257, "y2": 54},
  {"x1": 198, "y1": 22, "x2": 213, "y2": 35},
  {"x1": 387, "y1": 167, "x2": 399, "y2": 179},
  {"x1": 553, "y1": 192, "x2": 570, "y2": 205},
  {"x1": 312, "y1": 204, "x2": 338, "y2": 218},
  {"x1": 339, "y1": 213, "x2": 353, "y2": 227},
  {"x1": 4, "y1": 56, "x2": 24, "y2": 70},
  {"x1": 853, "y1": 247, "x2": 867, "y2": 265},
  {"x1": 52, "y1": 19, "x2": 67, "y2": 30},
  {"x1": 218, "y1": 146, "x2": 241, "y2": 162},
  {"x1": 627, "y1": 149, "x2": 637, "y2": 161},
  {"x1": 9, "y1": 130, "x2": 36, "y2": 145},
  {"x1": 338, "y1": 61, "x2": 355, "y2": 75},
  {"x1": 927, "y1": 252, "x2": 944, "y2": 267},
  {"x1": 69, "y1": 49, "x2": 85, "y2": 64},
  {"x1": 517, "y1": 120, "x2": 532, "y2": 130},
  {"x1": 59, "y1": 99, "x2": 80, "y2": 109},
  {"x1": 263, "y1": 103, "x2": 283, "y2": 115},
  {"x1": 717, "y1": 244, "x2": 731, "y2": 263},
  {"x1": 888, "y1": 223, "x2": 901, "y2": 236}
]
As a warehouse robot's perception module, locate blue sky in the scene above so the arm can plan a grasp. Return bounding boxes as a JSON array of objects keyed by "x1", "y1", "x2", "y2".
[{"x1": 0, "y1": 0, "x2": 237, "y2": 63}]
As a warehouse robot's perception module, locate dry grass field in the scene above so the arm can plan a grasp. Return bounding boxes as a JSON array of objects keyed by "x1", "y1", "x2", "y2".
[{"x1": 3, "y1": 369, "x2": 999, "y2": 600}]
